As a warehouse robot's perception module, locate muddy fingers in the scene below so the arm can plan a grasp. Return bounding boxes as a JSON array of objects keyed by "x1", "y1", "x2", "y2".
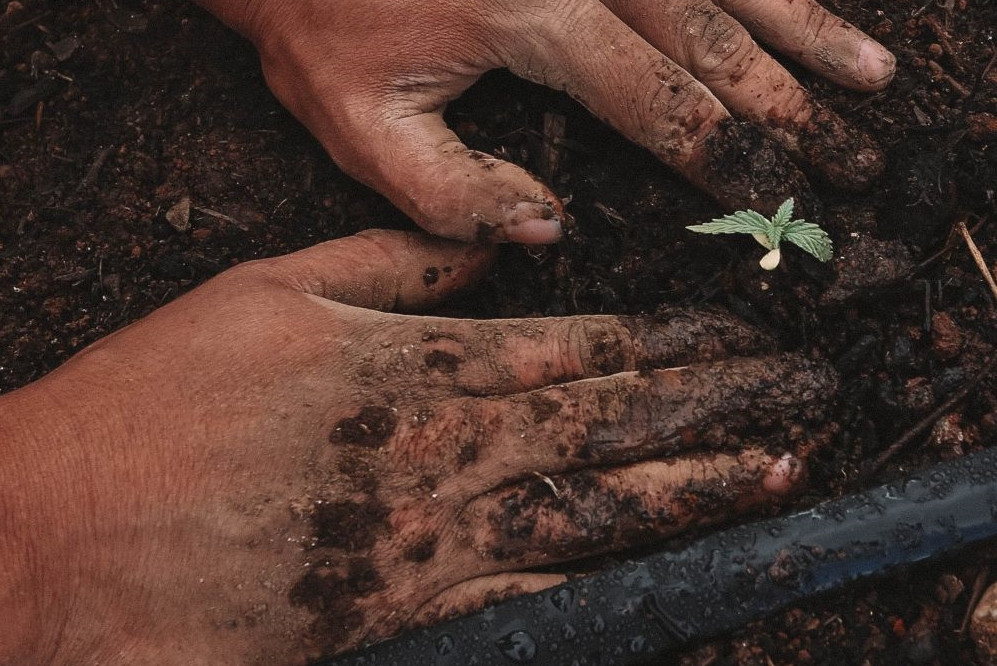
[
  {"x1": 351, "y1": 307, "x2": 773, "y2": 399},
  {"x1": 601, "y1": 0, "x2": 885, "y2": 190},
  {"x1": 499, "y1": 1, "x2": 817, "y2": 214},
  {"x1": 298, "y1": 349, "x2": 834, "y2": 654},
  {"x1": 386, "y1": 353, "x2": 835, "y2": 500},
  {"x1": 463, "y1": 449, "x2": 803, "y2": 569},
  {"x1": 330, "y1": 116, "x2": 567, "y2": 244},
  {"x1": 714, "y1": 0, "x2": 896, "y2": 92},
  {"x1": 223, "y1": 0, "x2": 896, "y2": 243}
]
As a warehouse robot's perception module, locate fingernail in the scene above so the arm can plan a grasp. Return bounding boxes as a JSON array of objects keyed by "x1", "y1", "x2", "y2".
[
  {"x1": 506, "y1": 202, "x2": 563, "y2": 244},
  {"x1": 857, "y1": 39, "x2": 896, "y2": 86},
  {"x1": 505, "y1": 218, "x2": 563, "y2": 244}
]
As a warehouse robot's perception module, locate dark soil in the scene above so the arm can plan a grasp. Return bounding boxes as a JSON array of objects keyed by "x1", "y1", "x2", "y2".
[{"x1": 2, "y1": 0, "x2": 997, "y2": 664}]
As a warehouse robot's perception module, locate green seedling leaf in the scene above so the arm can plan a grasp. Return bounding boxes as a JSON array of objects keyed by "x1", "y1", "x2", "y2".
[
  {"x1": 686, "y1": 198, "x2": 833, "y2": 270},
  {"x1": 782, "y1": 219, "x2": 833, "y2": 262},
  {"x1": 686, "y1": 209, "x2": 772, "y2": 237},
  {"x1": 771, "y1": 197, "x2": 795, "y2": 228}
]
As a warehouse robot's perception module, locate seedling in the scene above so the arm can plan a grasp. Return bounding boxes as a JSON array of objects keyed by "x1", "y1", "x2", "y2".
[{"x1": 686, "y1": 198, "x2": 833, "y2": 270}]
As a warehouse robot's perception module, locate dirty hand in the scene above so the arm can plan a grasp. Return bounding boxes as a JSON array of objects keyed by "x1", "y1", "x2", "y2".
[
  {"x1": 0, "y1": 231, "x2": 835, "y2": 665},
  {"x1": 197, "y1": 0, "x2": 894, "y2": 244}
]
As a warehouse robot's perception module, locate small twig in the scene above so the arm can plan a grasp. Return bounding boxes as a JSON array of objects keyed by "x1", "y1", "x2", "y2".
[
  {"x1": 864, "y1": 358, "x2": 996, "y2": 479},
  {"x1": 78, "y1": 144, "x2": 116, "y2": 190},
  {"x1": 912, "y1": 218, "x2": 985, "y2": 273},
  {"x1": 531, "y1": 471, "x2": 561, "y2": 499},
  {"x1": 192, "y1": 205, "x2": 246, "y2": 229},
  {"x1": 912, "y1": 0, "x2": 934, "y2": 18},
  {"x1": 955, "y1": 214, "x2": 997, "y2": 304},
  {"x1": 539, "y1": 111, "x2": 566, "y2": 182},
  {"x1": 594, "y1": 202, "x2": 627, "y2": 228}
]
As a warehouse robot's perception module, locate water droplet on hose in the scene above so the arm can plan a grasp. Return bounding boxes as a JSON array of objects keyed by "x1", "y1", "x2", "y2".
[
  {"x1": 561, "y1": 623, "x2": 577, "y2": 641},
  {"x1": 629, "y1": 635, "x2": 647, "y2": 653},
  {"x1": 592, "y1": 614, "x2": 606, "y2": 634},
  {"x1": 495, "y1": 630, "x2": 537, "y2": 662},
  {"x1": 435, "y1": 634, "x2": 455, "y2": 655},
  {"x1": 550, "y1": 587, "x2": 574, "y2": 614}
]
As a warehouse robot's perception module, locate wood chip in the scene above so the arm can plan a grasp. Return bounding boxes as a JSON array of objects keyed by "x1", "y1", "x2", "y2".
[{"x1": 166, "y1": 196, "x2": 191, "y2": 232}]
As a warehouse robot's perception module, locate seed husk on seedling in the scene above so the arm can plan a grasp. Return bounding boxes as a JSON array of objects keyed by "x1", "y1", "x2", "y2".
[{"x1": 686, "y1": 198, "x2": 833, "y2": 270}]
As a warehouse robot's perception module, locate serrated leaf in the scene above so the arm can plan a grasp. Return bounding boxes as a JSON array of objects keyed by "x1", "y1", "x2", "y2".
[
  {"x1": 686, "y1": 209, "x2": 773, "y2": 238},
  {"x1": 771, "y1": 198, "x2": 795, "y2": 228},
  {"x1": 782, "y1": 219, "x2": 833, "y2": 262}
]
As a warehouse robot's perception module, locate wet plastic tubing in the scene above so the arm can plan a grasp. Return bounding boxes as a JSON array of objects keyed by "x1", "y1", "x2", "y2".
[{"x1": 318, "y1": 447, "x2": 997, "y2": 666}]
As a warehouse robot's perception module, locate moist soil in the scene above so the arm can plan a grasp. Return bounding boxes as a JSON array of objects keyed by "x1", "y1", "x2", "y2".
[{"x1": 2, "y1": 1, "x2": 997, "y2": 664}]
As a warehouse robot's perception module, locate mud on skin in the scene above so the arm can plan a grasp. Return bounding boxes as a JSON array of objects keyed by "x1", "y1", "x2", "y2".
[
  {"x1": 484, "y1": 458, "x2": 772, "y2": 563},
  {"x1": 621, "y1": 307, "x2": 777, "y2": 373},
  {"x1": 694, "y1": 118, "x2": 821, "y2": 219},
  {"x1": 332, "y1": 405, "x2": 397, "y2": 448},
  {"x1": 795, "y1": 104, "x2": 885, "y2": 191},
  {"x1": 424, "y1": 349, "x2": 463, "y2": 374},
  {"x1": 576, "y1": 356, "x2": 837, "y2": 465},
  {"x1": 291, "y1": 557, "x2": 386, "y2": 646},
  {"x1": 486, "y1": 471, "x2": 672, "y2": 562},
  {"x1": 312, "y1": 498, "x2": 390, "y2": 551},
  {"x1": 286, "y1": 315, "x2": 836, "y2": 658}
]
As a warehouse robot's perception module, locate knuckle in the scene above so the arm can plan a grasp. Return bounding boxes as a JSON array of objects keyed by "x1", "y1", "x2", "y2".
[
  {"x1": 496, "y1": 0, "x2": 594, "y2": 87},
  {"x1": 649, "y1": 67, "x2": 713, "y2": 121},
  {"x1": 399, "y1": 146, "x2": 498, "y2": 239},
  {"x1": 565, "y1": 318, "x2": 635, "y2": 377},
  {"x1": 800, "y1": 3, "x2": 834, "y2": 46},
  {"x1": 396, "y1": 397, "x2": 498, "y2": 473},
  {"x1": 346, "y1": 229, "x2": 407, "y2": 264},
  {"x1": 642, "y1": 67, "x2": 723, "y2": 161},
  {"x1": 684, "y1": 4, "x2": 757, "y2": 81},
  {"x1": 213, "y1": 257, "x2": 278, "y2": 288},
  {"x1": 407, "y1": 178, "x2": 470, "y2": 234}
]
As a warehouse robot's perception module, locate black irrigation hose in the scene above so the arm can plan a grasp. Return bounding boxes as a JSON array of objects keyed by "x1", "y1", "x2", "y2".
[{"x1": 319, "y1": 447, "x2": 997, "y2": 666}]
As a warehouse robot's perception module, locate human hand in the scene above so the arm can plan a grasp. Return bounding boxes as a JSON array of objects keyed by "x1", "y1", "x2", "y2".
[
  {"x1": 0, "y1": 231, "x2": 834, "y2": 665},
  {"x1": 199, "y1": 0, "x2": 894, "y2": 243}
]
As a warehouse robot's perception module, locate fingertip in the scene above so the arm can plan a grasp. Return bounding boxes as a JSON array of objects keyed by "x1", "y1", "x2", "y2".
[
  {"x1": 857, "y1": 39, "x2": 897, "y2": 90},
  {"x1": 763, "y1": 453, "x2": 805, "y2": 495},
  {"x1": 468, "y1": 200, "x2": 564, "y2": 245},
  {"x1": 504, "y1": 201, "x2": 564, "y2": 244},
  {"x1": 347, "y1": 114, "x2": 566, "y2": 246}
]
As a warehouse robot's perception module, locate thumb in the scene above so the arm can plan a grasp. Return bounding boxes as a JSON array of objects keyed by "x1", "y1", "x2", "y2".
[{"x1": 252, "y1": 230, "x2": 496, "y2": 312}]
